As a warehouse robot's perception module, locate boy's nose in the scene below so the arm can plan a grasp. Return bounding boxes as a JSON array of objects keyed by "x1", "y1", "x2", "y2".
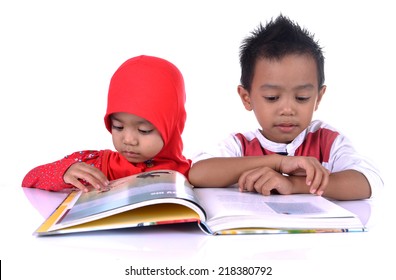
[{"x1": 279, "y1": 98, "x2": 295, "y2": 116}]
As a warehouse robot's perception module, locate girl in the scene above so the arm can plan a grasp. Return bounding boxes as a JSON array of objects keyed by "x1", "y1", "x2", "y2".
[{"x1": 22, "y1": 55, "x2": 191, "y2": 192}]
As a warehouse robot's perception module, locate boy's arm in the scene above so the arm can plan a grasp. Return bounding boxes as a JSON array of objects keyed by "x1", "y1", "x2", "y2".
[
  {"x1": 188, "y1": 155, "x2": 282, "y2": 187},
  {"x1": 189, "y1": 154, "x2": 329, "y2": 193},
  {"x1": 319, "y1": 134, "x2": 383, "y2": 200},
  {"x1": 288, "y1": 170, "x2": 371, "y2": 200},
  {"x1": 190, "y1": 132, "x2": 382, "y2": 200},
  {"x1": 190, "y1": 157, "x2": 370, "y2": 200}
]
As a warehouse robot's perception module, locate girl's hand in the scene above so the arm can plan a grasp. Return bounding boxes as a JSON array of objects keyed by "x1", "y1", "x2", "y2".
[{"x1": 63, "y1": 162, "x2": 109, "y2": 192}]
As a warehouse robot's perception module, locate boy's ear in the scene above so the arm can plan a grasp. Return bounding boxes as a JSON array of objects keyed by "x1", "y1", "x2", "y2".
[
  {"x1": 238, "y1": 85, "x2": 253, "y2": 111},
  {"x1": 315, "y1": 85, "x2": 326, "y2": 111}
]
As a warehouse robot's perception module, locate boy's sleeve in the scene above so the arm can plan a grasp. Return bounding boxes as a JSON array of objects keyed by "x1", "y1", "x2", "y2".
[
  {"x1": 21, "y1": 150, "x2": 103, "y2": 191},
  {"x1": 327, "y1": 135, "x2": 384, "y2": 199},
  {"x1": 192, "y1": 133, "x2": 243, "y2": 164}
]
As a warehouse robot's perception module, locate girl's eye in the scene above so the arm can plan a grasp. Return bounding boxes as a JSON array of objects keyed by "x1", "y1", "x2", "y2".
[
  {"x1": 111, "y1": 125, "x2": 123, "y2": 131},
  {"x1": 138, "y1": 129, "x2": 153, "y2": 135}
]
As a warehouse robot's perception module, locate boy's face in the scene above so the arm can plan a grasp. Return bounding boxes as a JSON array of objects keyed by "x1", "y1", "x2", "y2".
[
  {"x1": 111, "y1": 112, "x2": 164, "y2": 163},
  {"x1": 238, "y1": 54, "x2": 326, "y2": 144}
]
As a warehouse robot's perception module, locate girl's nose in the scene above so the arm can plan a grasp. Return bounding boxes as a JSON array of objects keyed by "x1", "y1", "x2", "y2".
[{"x1": 123, "y1": 130, "x2": 138, "y2": 146}]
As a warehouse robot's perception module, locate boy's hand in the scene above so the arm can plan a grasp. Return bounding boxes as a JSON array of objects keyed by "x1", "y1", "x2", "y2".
[
  {"x1": 238, "y1": 156, "x2": 330, "y2": 196},
  {"x1": 277, "y1": 156, "x2": 330, "y2": 195},
  {"x1": 63, "y1": 162, "x2": 109, "y2": 192},
  {"x1": 238, "y1": 166, "x2": 294, "y2": 195}
]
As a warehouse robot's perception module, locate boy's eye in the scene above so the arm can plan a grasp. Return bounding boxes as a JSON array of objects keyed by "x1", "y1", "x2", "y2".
[
  {"x1": 264, "y1": 96, "x2": 279, "y2": 102},
  {"x1": 296, "y1": 96, "x2": 310, "y2": 102}
]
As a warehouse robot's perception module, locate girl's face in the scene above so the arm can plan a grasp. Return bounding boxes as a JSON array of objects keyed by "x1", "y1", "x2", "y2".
[
  {"x1": 111, "y1": 112, "x2": 164, "y2": 163},
  {"x1": 238, "y1": 54, "x2": 326, "y2": 143}
]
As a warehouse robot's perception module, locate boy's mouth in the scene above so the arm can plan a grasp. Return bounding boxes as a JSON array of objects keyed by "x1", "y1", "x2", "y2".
[{"x1": 275, "y1": 123, "x2": 297, "y2": 133}]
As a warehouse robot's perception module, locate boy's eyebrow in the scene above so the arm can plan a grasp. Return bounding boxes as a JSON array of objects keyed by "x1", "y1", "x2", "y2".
[
  {"x1": 293, "y1": 84, "x2": 315, "y2": 91},
  {"x1": 260, "y1": 84, "x2": 283, "y2": 90},
  {"x1": 259, "y1": 83, "x2": 315, "y2": 91}
]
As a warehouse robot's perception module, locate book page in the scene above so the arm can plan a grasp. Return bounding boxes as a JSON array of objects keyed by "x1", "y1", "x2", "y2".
[
  {"x1": 194, "y1": 187, "x2": 356, "y2": 220},
  {"x1": 53, "y1": 170, "x2": 202, "y2": 228},
  {"x1": 193, "y1": 187, "x2": 364, "y2": 233}
]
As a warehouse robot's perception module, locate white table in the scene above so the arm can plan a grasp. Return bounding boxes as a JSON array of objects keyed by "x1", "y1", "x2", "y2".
[{"x1": 1, "y1": 186, "x2": 394, "y2": 279}]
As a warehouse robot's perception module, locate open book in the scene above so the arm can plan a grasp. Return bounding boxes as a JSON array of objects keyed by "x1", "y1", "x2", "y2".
[{"x1": 35, "y1": 170, "x2": 365, "y2": 236}]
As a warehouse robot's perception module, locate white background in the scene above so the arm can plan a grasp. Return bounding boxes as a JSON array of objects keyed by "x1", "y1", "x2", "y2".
[
  {"x1": 1, "y1": 0, "x2": 394, "y2": 278},
  {"x1": 1, "y1": 0, "x2": 394, "y2": 188}
]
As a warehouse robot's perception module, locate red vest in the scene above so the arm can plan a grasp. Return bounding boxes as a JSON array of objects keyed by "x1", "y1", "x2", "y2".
[{"x1": 235, "y1": 128, "x2": 339, "y2": 163}]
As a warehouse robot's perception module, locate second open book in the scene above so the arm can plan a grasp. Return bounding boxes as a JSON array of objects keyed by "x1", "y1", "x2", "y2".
[{"x1": 35, "y1": 170, "x2": 365, "y2": 236}]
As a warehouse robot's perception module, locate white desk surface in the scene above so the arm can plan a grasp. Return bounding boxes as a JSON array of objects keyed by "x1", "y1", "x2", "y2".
[{"x1": 1, "y1": 185, "x2": 394, "y2": 279}]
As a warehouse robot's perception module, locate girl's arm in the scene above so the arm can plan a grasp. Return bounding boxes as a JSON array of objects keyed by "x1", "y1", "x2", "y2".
[{"x1": 22, "y1": 150, "x2": 104, "y2": 191}]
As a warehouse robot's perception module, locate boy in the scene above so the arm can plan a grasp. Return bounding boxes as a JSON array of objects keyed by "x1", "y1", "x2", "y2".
[
  {"x1": 188, "y1": 15, "x2": 383, "y2": 200},
  {"x1": 22, "y1": 55, "x2": 191, "y2": 192}
]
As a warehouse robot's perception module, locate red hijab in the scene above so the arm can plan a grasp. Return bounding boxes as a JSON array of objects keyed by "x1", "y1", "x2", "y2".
[{"x1": 102, "y1": 55, "x2": 191, "y2": 178}]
